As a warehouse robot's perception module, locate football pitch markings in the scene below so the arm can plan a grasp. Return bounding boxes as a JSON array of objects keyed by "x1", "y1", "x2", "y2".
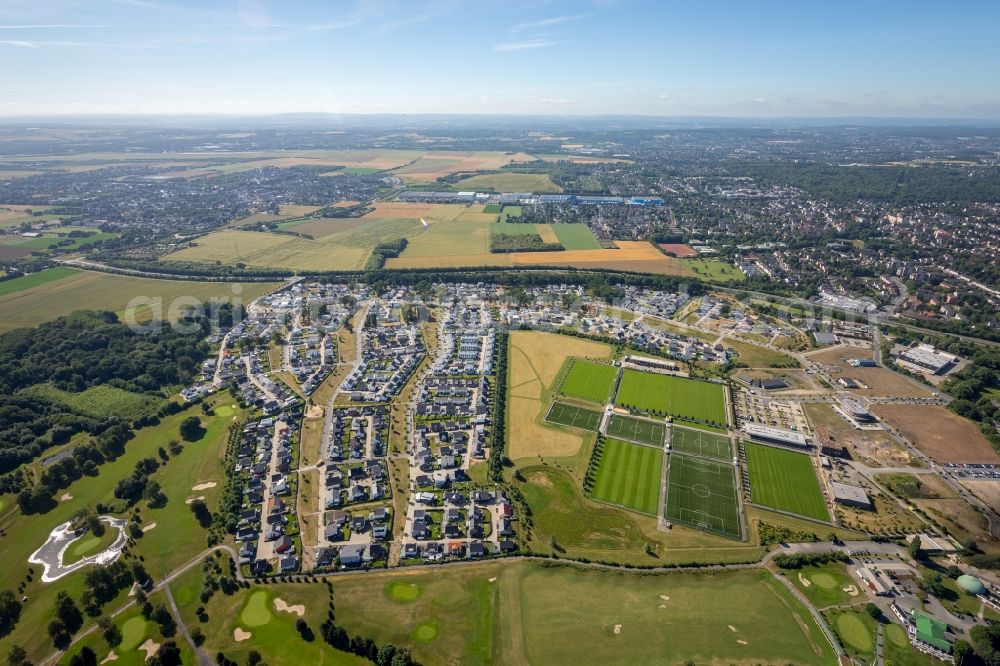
[
  {"x1": 664, "y1": 453, "x2": 742, "y2": 540},
  {"x1": 670, "y1": 427, "x2": 732, "y2": 461},
  {"x1": 744, "y1": 443, "x2": 830, "y2": 521},
  {"x1": 606, "y1": 414, "x2": 665, "y2": 446},
  {"x1": 545, "y1": 401, "x2": 603, "y2": 432}
]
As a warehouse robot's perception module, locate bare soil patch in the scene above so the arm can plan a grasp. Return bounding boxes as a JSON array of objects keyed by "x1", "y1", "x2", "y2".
[{"x1": 871, "y1": 405, "x2": 1000, "y2": 463}]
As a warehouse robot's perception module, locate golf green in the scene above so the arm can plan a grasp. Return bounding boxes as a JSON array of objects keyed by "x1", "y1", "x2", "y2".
[
  {"x1": 119, "y1": 617, "x2": 149, "y2": 650},
  {"x1": 885, "y1": 623, "x2": 908, "y2": 648},
  {"x1": 241, "y1": 590, "x2": 273, "y2": 627},
  {"x1": 387, "y1": 581, "x2": 421, "y2": 602},
  {"x1": 214, "y1": 405, "x2": 235, "y2": 417},
  {"x1": 811, "y1": 572, "x2": 837, "y2": 589},
  {"x1": 836, "y1": 613, "x2": 873, "y2": 653},
  {"x1": 412, "y1": 621, "x2": 439, "y2": 642}
]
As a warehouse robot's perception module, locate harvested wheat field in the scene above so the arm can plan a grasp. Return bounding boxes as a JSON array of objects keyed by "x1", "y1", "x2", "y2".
[
  {"x1": 361, "y1": 202, "x2": 444, "y2": 219},
  {"x1": 511, "y1": 241, "x2": 692, "y2": 275},
  {"x1": 507, "y1": 330, "x2": 613, "y2": 460},
  {"x1": 871, "y1": 405, "x2": 1000, "y2": 464}
]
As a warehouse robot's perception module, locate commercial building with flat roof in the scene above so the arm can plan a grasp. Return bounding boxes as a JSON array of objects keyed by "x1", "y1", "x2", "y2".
[
  {"x1": 742, "y1": 422, "x2": 809, "y2": 448},
  {"x1": 831, "y1": 481, "x2": 872, "y2": 510}
]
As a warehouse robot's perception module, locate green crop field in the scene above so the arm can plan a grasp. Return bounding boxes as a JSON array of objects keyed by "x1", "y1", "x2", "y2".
[
  {"x1": 491, "y1": 221, "x2": 538, "y2": 235},
  {"x1": 744, "y1": 443, "x2": 829, "y2": 521},
  {"x1": 557, "y1": 359, "x2": 617, "y2": 403},
  {"x1": 551, "y1": 223, "x2": 602, "y2": 249},
  {"x1": 606, "y1": 414, "x2": 665, "y2": 446},
  {"x1": 664, "y1": 453, "x2": 741, "y2": 539},
  {"x1": 0, "y1": 270, "x2": 279, "y2": 332},
  {"x1": 545, "y1": 401, "x2": 603, "y2": 432},
  {"x1": 450, "y1": 172, "x2": 563, "y2": 193},
  {"x1": 0, "y1": 266, "x2": 79, "y2": 297},
  {"x1": 499, "y1": 205, "x2": 522, "y2": 222},
  {"x1": 615, "y1": 370, "x2": 728, "y2": 425},
  {"x1": 670, "y1": 426, "x2": 732, "y2": 461},
  {"x1": 587, "y1": 438, "x2": 663, "y2": 515}
]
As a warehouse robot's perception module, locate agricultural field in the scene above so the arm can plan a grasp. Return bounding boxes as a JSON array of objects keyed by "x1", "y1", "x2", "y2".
[
  {"x1": 325, "y1": 561, "x2": 833, "y2": 665},
  {"x1": 0, "y1": 270, "x2": 279, "y2": 332},
  {"x1": 166, "y1": 216, "x2": 426, "y2": 271},
  {"x1": 657, "y1": 243, "x2": 698, "y2": 257},
  {"x1": 871, "y1": 404, "x2": 1000, "y2": 464},
  {"x1": 744, "y1": 443, "x2": 830, "y2": 521},
  {"x1": 664, "y1": 453, "x2": 742, "y2": 539},
  {"x1": 586, "y1": 438, "x2": 664, "y2": 515},
  {"x1": 605, "y1": 414, "x2": 665, "y2": 446},
  {"x1": 506, "y1": 331, "x2": 613, "y2": 460},
  {"x1": 507, "y1": 241, "x2": 692, "y2": 275},
  {"x1": 19, "y1": 383, "x2": 163, "y2": 421},
  {"x1": 556, "y1": 359, "x2": 618, "y2": 403},
  {"x1": 0, "y1": 266, "x2": 79, "y2": 297},
  {"x1": 450, "y1": 172, "x2": 562, "y2": 193},
  {"x1": 386, "y1": 205, "x2": 511, "y2": 268},
  {"x1": 490, "y1": 221, "x2": 537, "y2": 236},
  {"x1": 544, "y1": 401, "x2": 603, "y2": 432},
  {"x1": 670, "y1": 426, "x2": 732, "y2": 460},
  {"x1": 391, "y1": 151, "x2": 536, "y2": 183},
  {"x1": 615, "y1": 370, "x2": 728, "y2": 425},
  {"x1": 550, "y1": 223, "x2": 602, "y2": 250},
  {"x1": 499, "y1": 205, "x2": 522, "y2": 222}
]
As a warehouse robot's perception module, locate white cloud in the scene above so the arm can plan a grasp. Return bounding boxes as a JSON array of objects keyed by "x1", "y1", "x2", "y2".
[
  {"x1": 493, "y1": 38, "x2": 564, "y2": 51},
  {"x1": 511, "y1": 13, "x2": 591, "y2": 33}
]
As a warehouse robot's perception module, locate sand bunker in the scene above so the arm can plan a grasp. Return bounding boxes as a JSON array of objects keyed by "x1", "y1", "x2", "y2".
[
  {"x1": 191, "y1": 482, "x2": 217, "y2": 491},
  {"x1": 488, "y1": 577, "x2": 497, "y2": 582},
  {"x1": 843, "y1": 585, "x2": 859, "y2": 597},
  {"x1": 59, "y1": 493, "x2": 73, "y2": 502},
  {"x1": 100, "y1": 651, "x2": 118, "y2": 664},
  {"x1": 234, "y1": 628, "x2": 252, "y2": 642},
  {"x1": 613, "y1": 624, "x2": 622, "y2": 635},
  {"x1": 142, "y1": 523, "x2": 157, "y2": 533},
  {"x1": 798, "y1": 573, "x2": 812, "y2": 587},
  {"x1": 138, "y1": 639, "x2": 159, "y2": 659},
  {"x1": 28, "y1": 516, "x2": 128, "y2": 582},
  {"x1": 737, "y1": 639, "x2": 748, "y2": 645},
  {"x1": 184, "y1": 496, "x2": 206, "y2": 505},
  {"x1": 728, "y1": 625, "x2": 738, "y2": 633},
  {"x1": 659, "y1": 595, "x2": 670, "y2": 601},
  {"x1": 274, "y1": 597, "x2": 305, "y2": 616}
]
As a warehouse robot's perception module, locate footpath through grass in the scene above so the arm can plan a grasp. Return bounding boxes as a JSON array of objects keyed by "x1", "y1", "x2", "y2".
[{"x1": 744, "y1": 443, "x2": 829, "y2": 521}]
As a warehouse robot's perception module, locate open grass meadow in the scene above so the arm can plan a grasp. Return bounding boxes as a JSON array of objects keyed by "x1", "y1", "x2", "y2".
[
  {"x1": 587, "y1": 438, "x2": 664, "y2": 515},
  {"x1": 20, "y1": 383, "x2": 164, "y2": 421},
  {"x1": 664, "y1": 453, "x2": 742, "y2": 539},
  {"x1": 683, "y1": 258, "x2": 746, "y2": 283},
  {"x1": 490, "y1": 220, "x2": 537, "y2": 236},
  {"x1": 605, "y1": 414, "x2": 665, "y2": 446},
  {"x1": 544, "y1": 401, "x2": 603, "y2": 432},
  {"x1": 386, "y1": 205, "x2": 513, "y2": 268},
  {"x1": 451, "y1": 172, "x2": 563, "y2": 193},
  {"x1": 556, "y1": 358, "x2": 618, "y2": 403},
  {"x1": 0, "y1": 270, "x2": 279, "y2": 331},
  {"x1": 550, "y1": 223, "x2": 602, "y2": 250},
  {"x1": 670, "y1": 426, "x2": 732, "y2": 461},
  {"x1": 0, "y1": 266, "x2": 79, "y2": 297},
  {"x1": 499, "y1": 205, "x2": 522, "y2": 222},
  {"x1": 324, "y1": 561, "x2": 834, "y2": 665},
  {"x1": 0, "y1": 394, "x2": 240, "y2": 663},
  {"x1": 505, "y1": 331, "x2": 613, "y2": 460},
  {"x1": 615, "y1": 370, "x2": 728, "y2": 425},
  {"x1": 744, "y1": 443, "x2": 830, "y2": 521}
]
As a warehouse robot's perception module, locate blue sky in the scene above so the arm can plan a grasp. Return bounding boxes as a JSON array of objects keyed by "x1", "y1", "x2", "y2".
[{"x1": 0, "y1": 0, "x2": 998, "y2": 118}]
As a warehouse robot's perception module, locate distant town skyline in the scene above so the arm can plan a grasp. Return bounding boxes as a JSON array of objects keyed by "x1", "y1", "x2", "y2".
[{"x1": 1, "y1": 0, "x2": 998, "y2": 119}]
